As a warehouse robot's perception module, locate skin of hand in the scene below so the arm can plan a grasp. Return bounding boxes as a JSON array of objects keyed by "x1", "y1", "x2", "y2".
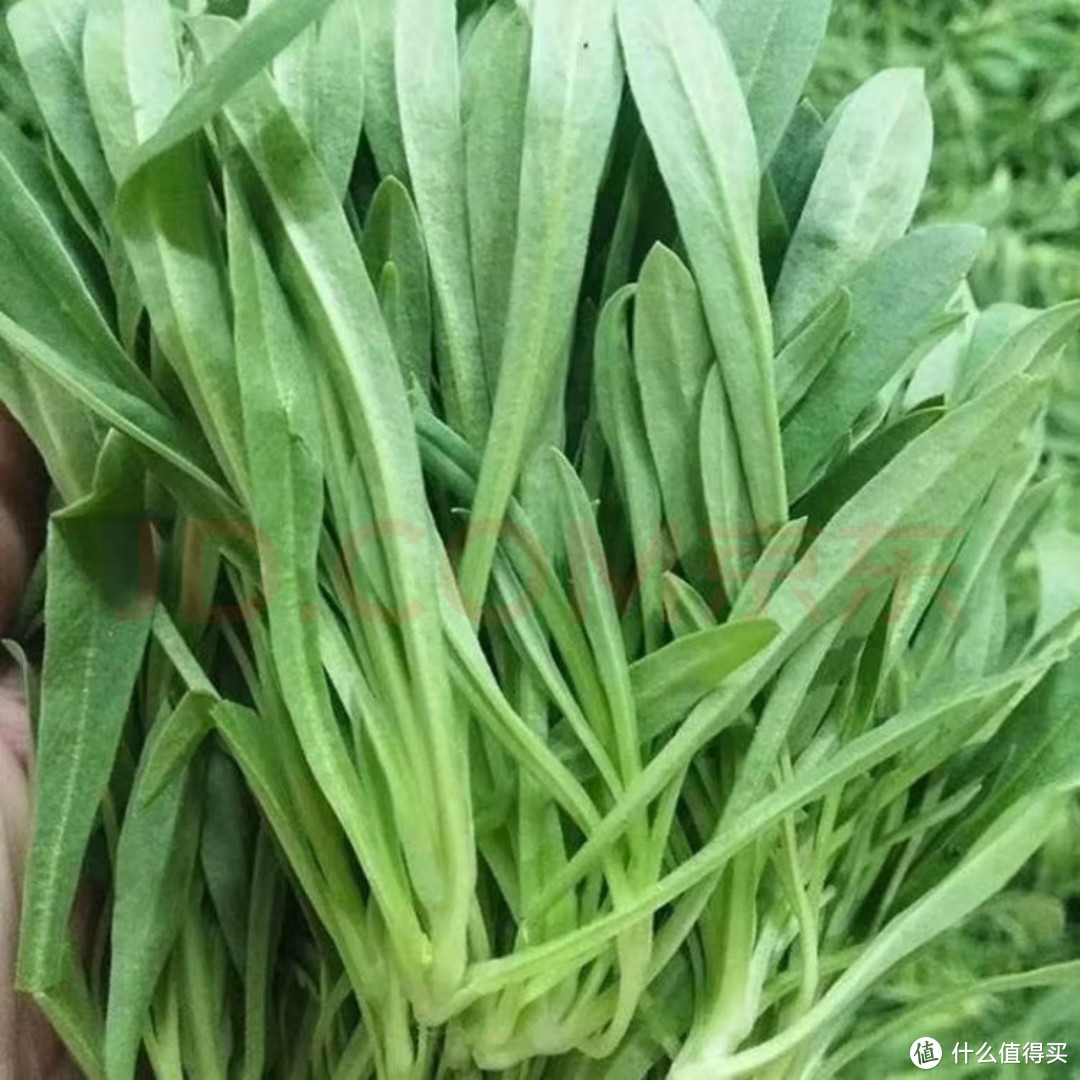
[{"x1": 0, "y1": 408, "x2": 62, "y2": 1080}]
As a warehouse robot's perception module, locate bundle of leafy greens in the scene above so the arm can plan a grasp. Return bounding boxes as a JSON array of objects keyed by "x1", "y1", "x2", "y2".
[{"x1": 0, "y1": 0, "x2": 1078, "y2": 1077}]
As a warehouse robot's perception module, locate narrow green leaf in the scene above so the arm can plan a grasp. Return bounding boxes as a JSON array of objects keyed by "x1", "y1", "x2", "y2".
[
  {"x1": 201, "y1": 24, "x2": 472, "y2": 987},
  {"x1": 662, "y1": 573, "x2": 717, "y2": 638},
  {"x1": 105, "y1": 710, "x2": 203, "y2": 1080},
  {"x1": 0, "y1": 115, "x2": 143, "y2": 401},
  {"x1": 361, "y1": 176, "x2": 433, "y2": 392},
  {"x1": 775, "y1": 288, "x2": 851, "y2": 417},
  {"x1": 241, "y1": 829, "x2": 284, "y2": 1080},
  {"x1": 462, "y1": 658, "x2": 1052, "y2": 1005},
  {"x1": 0, "y1": 341, "x2": 99, "y2": 502},
  {"x1": 700, "y1": 367, "x2": 757, "y2": 600},
  {"x1": 913, "y1": 434, "x2": 1042, "y2": 678},
  {"x1": 620, "y1": 0, "x2": 788, "y2": 536},
  {"x1": 6, "y1": 0, "x2": 114, "y2": 220},
  {"x1": 0, "y1": 310, "x2": 233, "y2": 510},
  {"x1": 1033, "y1": 528, "x2": 1080, "y2": 641},
  {"x1": 360, "y1": 0, "x2": 407, "y2": 179},
  {"x1": 19, "y1": 491, "x2": 154, "y2": 991},
  {"x1": 783, "y1": 225, "x2": 983, "y2": 495},
  {"x1": 26, "y1": 950, "x2": 105, "y2": 1080},
  {"x1": 492, "y1": 557, "x2": 623, "y2": 798},
  {"x1": 793, "y1": 408, "x2": 944, "y2": 530},
  {"x1": 769, "y1": 98, "x2": 827, "y2": 234},
  {"x1": 704, "y1": 0, "x2": 832, "y2": 166},
  {"x1": 462, "y1": 0, "x2": 531, "y2": 378},
  {"x1": 594, "y1": 285, "x2": 665, "y2": 654},
  {"x1": 458, "y1": 0, "x2": 623, "y2": 615},
  {"x1": 730, "y1": 518, "x2": 807, "y2": 619},
  {"x1": 249, "y1": 0, "x2": 363, "y2": 199},
  {"x1": 633, "y1": 245, "x2": 714, "y2": 586},
  {"x1": 225, "y1": 171, "x2": 434, "y2": 976},
  {"x1": 955, "y1": 648, "x2": 1080, "y2": 846},
  {"x1": 137, "y1": 690, "x2": 216, "y2": 807},
  {"x1": 117, "y1": 0, "x2": 338, "y2": 184},
  {"x1": 630, "y1": 620, "x2": 779, "y2": 740},
  {"x1": 964, "y1": 300, "x2": 1080, "y2": 400},
  {"x1": 952, "y1": 302, "x2": 1035, "y2": 396},
  {"x1": 211, "y1": 700, "x2": 378, "y2": 1006},
  {"x1": 394, "y1": 0, "x2": 490, "y2": 444},
  {"x1": 200, "y1": 753, "x2": 256, "y2": 974},
  {"x1": 85, "y1": 0, "x2": 248, "y2": 491},
  {"x1": 773, "y1": 69, "x2": 934, "y2": 341},
  {"x1": 554, "y1": 450, "x2": 642, "y2": 785}
]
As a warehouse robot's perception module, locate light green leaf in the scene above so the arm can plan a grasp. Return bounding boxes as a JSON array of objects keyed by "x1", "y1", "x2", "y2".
[
  {"x1": 199, "y1": 24, "x2": 470, "y2": 974},
  {"x1": 458, "y1": 0, "x2": 623, "y2": 615},
  {"x1": 462, "y1": 0, "x2": 531, "y2": 377},
  {"x1": 620, "y1": 0, "x2": 787, "y2": 536},
  {"x1": 633, "y1": 244, "x2": 714, "y2": 586},
  {"x1": 730, "y1": 518, "x2": 807, "y2": 619},
  {"x1": 1033, "y1": 529, "x2": 1080, "y2": 641},
  {"x1": 361, "y1": 176, "x2": 433, "y2": 392},
  {"x1": 953, "y1": 302, "x2": 1035, "y2": 397},
  {"x1": 554, "y1": 450, "x2": 641, "y2": 785},
  {"x1": 249, "y1": 0, "x2": 364, "y2": 199},
  {"x1": 704, "y1": 0, "x2": 832, "y2": 166},
  {"x1": 361, "y1": 0, "x2": 408, "y2": 180},
  {"x1": 18, "y1": 484, "x2": 155, "y2": 992},
  {"x1": 700, "y1": 367, "x2": 756, "y2": 600},
  {"x1": 6, "y1": 0, "x2": 114, "y2": 221},
  {"x1": 773, "y1": 69, "x2": 934, "y2": 341},
  {"x1": 662, "y1": 573, "x2": 717, "y2": 638},
  {"x1": 462, "y1": 657, "x2": 1052, "y2": 1005},
  {"x1": 630, "y1": 620, "x2": 779, "y2": 740},
  {"x1": 394, "y1": 0, "x2": 490, "y2": 444},
  {"x1": 0, "y1": 310, "x2": 233, "y2": 509},
  {"x1": 783, "y1": 225, "x2": 983, "y2": 495},
  {"x1": 105, "y1": 705, "x2": 203, "y2": 1080},
  {"x1": 774, "y1": 288, "x2": 851, "y2": 417},
  {"x1": 594, "y1": 284, "x2": 665, "y2": 654},
  {"x1": 964, "y1": 300, "x2": 1080, "y2": 400},
  {"x1": 225, "y1": 170, "x2": 434, "y2": 978},
  {"x1": 85, "y1": 0, "x2": 248, "y2": 491},
  {"x1": 116, "y1": 0, "x2": 338, "y2": 183}
]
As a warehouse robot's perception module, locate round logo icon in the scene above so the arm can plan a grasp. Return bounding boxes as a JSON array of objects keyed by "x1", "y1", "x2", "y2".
[{"x1": 910, "y1": 1037, "x2": 943, "y2": 1070}]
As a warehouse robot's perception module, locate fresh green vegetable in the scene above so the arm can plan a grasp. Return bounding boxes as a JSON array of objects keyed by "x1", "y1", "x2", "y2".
[{"x1": 0, "y1": 1, "x2": 1077, "y2": 1076}]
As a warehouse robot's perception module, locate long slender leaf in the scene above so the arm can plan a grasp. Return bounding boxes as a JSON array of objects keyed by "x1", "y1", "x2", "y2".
[
  {"x1": 620, "y1": 0, "x2": 787, "y2": 537},
  {"x1": 457, "y1": 0, "x2": 623, "y2": 615},
  {"x1": 773, "y1": 68, "x2": 934, "y2": 341},
  {"x1": 704, "y1": 0, "x2": 832, "y2": 166}
]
